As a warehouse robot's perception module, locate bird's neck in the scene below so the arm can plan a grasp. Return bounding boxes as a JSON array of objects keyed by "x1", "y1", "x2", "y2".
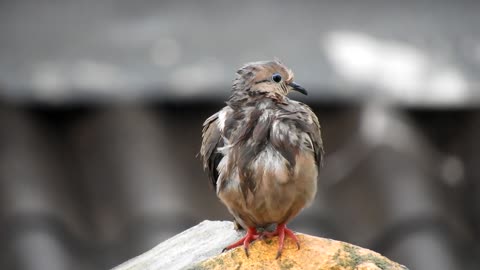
[{"x1": 227, "y1": 91, "x2": 288, "y2": 109}]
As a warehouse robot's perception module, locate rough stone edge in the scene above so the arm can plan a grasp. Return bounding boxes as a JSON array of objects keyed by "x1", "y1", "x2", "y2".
[{"x1": 112, "y1": 220, "x2": 243, "y2": 270}]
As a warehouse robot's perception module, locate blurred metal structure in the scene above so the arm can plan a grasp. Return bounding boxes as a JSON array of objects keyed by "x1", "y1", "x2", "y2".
[
  {"x1": 1, "y1": 0, "x2": 480, "y2": 104},
  {"x1": 0, "y1": 1, "x2": 479, "y2": 270}
]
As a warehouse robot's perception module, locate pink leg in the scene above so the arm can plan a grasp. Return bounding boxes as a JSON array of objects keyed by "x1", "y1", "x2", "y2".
[
  {"x1": 261, "y1": 223, "x2": 300, "y2": 258},
  {"x1": 223, "y1": 227, "x2": 259, "y2": 257}
]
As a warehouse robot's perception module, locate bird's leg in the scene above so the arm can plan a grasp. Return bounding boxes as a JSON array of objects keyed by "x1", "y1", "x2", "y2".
[
  {"x1": 260, "y1": 223, "x2": 300, "y2": 259},
  {"x1": 275, "y1": 223, "x2": 300, "y2": 259},
  {"x1": 222, "y1": 227, "x2": 259, "y2": 257}
]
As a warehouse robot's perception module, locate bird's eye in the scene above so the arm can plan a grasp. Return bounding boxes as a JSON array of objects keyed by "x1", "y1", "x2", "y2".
[{"x1": 272, "y1": 73, "x2": 282, "y2": 83}]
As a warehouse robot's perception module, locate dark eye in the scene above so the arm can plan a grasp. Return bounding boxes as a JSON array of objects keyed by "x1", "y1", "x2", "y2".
[{"x1": 272, "y1": 73, "x2": 282, "y2": 83}]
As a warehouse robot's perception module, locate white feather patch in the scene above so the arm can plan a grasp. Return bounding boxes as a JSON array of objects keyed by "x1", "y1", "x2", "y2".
[{"x1": 217, "y1": 109, "x2": 228, "y2": 132}]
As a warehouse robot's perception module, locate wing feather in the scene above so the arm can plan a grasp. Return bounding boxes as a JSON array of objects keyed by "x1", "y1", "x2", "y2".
[{"x1": 200, "y1": 112, "x2": 224, "y2": 188}]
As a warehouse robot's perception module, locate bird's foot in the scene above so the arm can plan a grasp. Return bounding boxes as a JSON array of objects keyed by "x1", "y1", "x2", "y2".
[
  {"x1": 261, "y1": 223, "x2": 300, "y2": 259},
  {"x1": 222, "y1": 227, "x2": 259, "y2": 257}
]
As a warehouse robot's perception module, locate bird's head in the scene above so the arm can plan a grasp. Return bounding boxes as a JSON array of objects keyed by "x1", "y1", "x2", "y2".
[{"x1": 231, "y1": 60, "x2": 307, "y2": 99}]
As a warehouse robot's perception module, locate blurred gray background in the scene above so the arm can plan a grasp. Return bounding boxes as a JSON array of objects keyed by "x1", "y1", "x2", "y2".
[{"x1": 0, "y1": 0, "x2": 479, "y2": 269}]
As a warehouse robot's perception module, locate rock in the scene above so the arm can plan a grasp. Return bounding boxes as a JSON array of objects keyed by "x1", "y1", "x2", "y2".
[
  {"x1": 112, "y1": 220, "x2": 408, "y2": 270},
  {"x1": 112, "y1": 221, "x2": 243, "y2": 270}
]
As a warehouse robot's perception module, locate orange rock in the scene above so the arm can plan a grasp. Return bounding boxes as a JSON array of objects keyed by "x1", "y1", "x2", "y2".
[{"x1": 195, "y1": 234, "x2": 408, "y2": 270}]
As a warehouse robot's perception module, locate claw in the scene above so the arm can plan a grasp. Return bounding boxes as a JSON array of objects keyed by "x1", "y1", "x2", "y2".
[
  {"x1": 223, "y1": 227, "x2": 259, "y2": 257},
  {"x1": 261, "y1": 223, "x2": 300, "y2": 259},
  {"x1": 276, "y1": 250, "x2": 282, "y2": 259},
  {"x1": 244, "y1": 246, "x2": 250, "y2": 257}
]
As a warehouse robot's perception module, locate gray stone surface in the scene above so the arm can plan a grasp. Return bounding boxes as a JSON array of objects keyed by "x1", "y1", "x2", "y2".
[{"x1": 112, "y1": 220, "x2": 242, "y2": 270}]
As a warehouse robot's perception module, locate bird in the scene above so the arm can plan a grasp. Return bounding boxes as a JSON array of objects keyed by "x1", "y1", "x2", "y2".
[{"x1": 200, "y1": 59, "x2": 324, "y2": 259}]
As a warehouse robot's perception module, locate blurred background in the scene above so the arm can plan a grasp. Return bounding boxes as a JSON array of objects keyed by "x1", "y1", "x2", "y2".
[{"x1": 0, "y1": 0, "x2": 479, "y2": 269}]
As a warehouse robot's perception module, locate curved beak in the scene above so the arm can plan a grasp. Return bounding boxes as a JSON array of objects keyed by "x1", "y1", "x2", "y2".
[{"x1": 288, "y1": 81, "x2": 308, "y2": 95}]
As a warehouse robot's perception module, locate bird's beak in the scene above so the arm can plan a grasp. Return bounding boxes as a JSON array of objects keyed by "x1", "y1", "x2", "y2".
[{"x1": 288, "y1": 82, "x2": 308, "y2": 95}]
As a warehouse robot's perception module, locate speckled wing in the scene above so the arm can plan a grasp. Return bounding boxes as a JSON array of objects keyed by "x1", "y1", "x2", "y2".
[
  {"x1": 200, "y1": 112, "x2": 224, "y2": 188},
  {"x1": 279, "y1": 102, "x2": 324, "y2": 168},
  {"x1": 306, "y1": 106, "x2": 324, "y2": 167}
]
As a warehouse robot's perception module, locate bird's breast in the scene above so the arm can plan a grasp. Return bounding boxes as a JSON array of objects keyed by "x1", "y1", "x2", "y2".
[
  {"x1": 251, "y1": 145, "x2": 290, "y2": 184},
  {"x1": 217, "y1": 143, "x2": 318, "y2": 228}
]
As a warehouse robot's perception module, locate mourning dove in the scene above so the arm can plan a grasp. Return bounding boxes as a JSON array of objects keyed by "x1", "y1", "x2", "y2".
[{"x1": 200, "y1": 60, "x2": 324, "y2": 258}]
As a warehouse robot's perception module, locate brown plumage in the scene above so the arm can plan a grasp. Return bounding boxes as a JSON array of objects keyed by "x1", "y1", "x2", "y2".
[{"x1": 200, "y1": 60, "x2": 324, "y2": 258}]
